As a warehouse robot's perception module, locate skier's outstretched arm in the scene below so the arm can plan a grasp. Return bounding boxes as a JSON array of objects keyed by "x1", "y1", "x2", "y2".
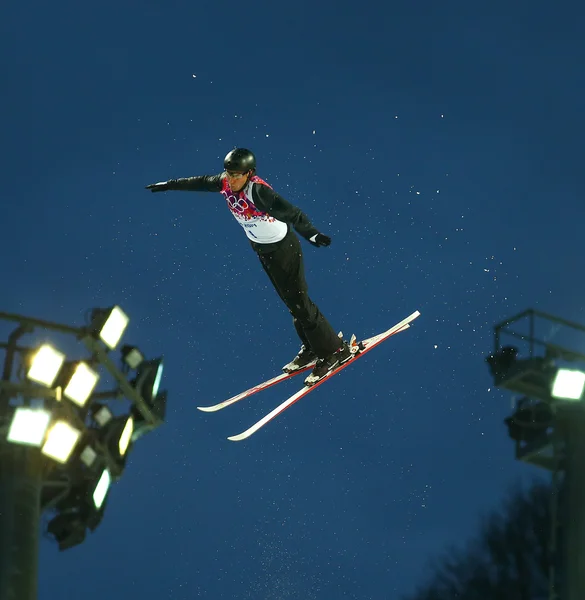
[
  {"x1": 145, "y1": 174, "x2": 224, "y2": 193},
  {"x1": 253, "y1": 185, "x2": 331, "y2": 247}
]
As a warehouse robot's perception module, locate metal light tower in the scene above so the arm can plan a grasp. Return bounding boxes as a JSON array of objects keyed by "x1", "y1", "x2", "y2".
[
  {"x1": 0, "y1": 306, "x2": 168, "y2": 600},
  {"x1": 486, "y1": 309, "x2": 585, "y2": 600}
]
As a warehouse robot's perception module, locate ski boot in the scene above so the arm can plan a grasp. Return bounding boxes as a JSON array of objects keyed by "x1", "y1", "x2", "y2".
[
  {"x1": 282, "y1": 345, "x2": 317, "y2": 373},
  {"x1": 304, "y1": 334, "x2": 363, "y2": 386}
]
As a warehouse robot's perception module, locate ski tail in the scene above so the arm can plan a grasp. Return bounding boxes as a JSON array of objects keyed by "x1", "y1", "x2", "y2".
[{"x1": 196, "y1": 362, "x2": 315, "y2": 412}]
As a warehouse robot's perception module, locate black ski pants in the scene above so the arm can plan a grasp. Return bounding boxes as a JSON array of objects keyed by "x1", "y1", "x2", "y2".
[{"x1": 256, "y1": 230, "x2": 341, "y2": 358}]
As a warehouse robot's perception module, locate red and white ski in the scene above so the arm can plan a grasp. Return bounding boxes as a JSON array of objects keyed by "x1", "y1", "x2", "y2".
[
  {"x1": 196, "y1": 361, "x2": 315, "y2": 413},
  {"x1": 226, "y1": 310, "x2": 420, "y2": 441}
]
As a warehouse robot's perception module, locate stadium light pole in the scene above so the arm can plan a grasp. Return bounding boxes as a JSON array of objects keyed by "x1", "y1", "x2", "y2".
[
  {"x1": 0, "y1": 307, "x2": 168, "y2": 600},
  {"x1": 486, "y1": 309, "x2": 585, "y2": 600}
]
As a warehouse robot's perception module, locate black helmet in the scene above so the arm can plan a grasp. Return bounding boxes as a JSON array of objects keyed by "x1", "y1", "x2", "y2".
[{"x1": 224, "y1": 148, "x2": 256, "y2": 172}]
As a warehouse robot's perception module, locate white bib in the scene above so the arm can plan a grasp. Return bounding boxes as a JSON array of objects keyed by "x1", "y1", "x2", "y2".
[{"x1": 221, "y1": 179, "x2": 288, "y2": 244}]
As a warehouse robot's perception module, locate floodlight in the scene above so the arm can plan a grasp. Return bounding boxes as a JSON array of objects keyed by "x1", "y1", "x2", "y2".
[
  {"x1": 80, "y1": 446, "x2": 98, "y2": 468},
  {"x1": 63, "y1": 362, "x2": 99, "y2": 406},
  {"x1": 47, "y1": 512, "x2": 86, "y2": 551},
  {"x1": 131, "y1": 390, "x2": 168, "y2": 441},
  {"x1": 121, "y1": 345, "x2": 144, "y2": 370},
  {"x1": 153, "y1": 364, "x2": 163, "y2": 397},
  {"x1": 118, "y1": 417, "x2": 134, "y2": 456},
  {"x1": 93, "y1": 469, "x2": 111, "y2": 510},
  {"x1": 504, "y1": 398, "x2": 553, "y2": 443},
  {"x1": 91, "y1": 305, "x2": 129, "y2": 350},
  {"x1": 41, "y1": 421, "x2": 82, "y2": 464},
  {"x1": 485, "y1": 345, "x2": 518, "y2": 378},
  {"x1": 27, "y1": 344, "x2": 65, "y2": 387},
  {"x1": 92, "y1": 415, "x2": 133, "y2": 477},
  {"x1": 8, "y1": 407, "x2": 51, "y2": 446},
  {"x1": 551, "y1": 368, "x2": 585, "y2": 400},
  {"x1": 91, "y1": 404, "x2": 113, "y2": 427},
  {"x1": 134, "y1": 358, "x2": 164, "y2": 403}
]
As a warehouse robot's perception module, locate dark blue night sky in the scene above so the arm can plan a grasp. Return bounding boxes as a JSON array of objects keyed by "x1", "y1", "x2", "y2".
[{"x1": 2, "y1": 0, "x2": 584, "y2": 597}]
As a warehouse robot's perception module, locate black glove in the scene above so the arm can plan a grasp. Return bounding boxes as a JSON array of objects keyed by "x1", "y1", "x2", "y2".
[
  {"x1": 145, "y1": 181, "x2": 170, "y2": 192},
  {"x1": 309, "y1": 233, "x2": 331, "y2": 247}
]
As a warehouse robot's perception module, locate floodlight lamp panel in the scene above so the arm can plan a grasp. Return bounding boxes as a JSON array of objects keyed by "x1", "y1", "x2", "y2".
[
  {"x1": 80, "y1": 446, "x2": 98, "y2": 468},
  {"x1": 7, "y1": 408, "x2": 51, "y2": 446},
  {"x1": 64, "y1": 362, "x2": 99, "y2": 406},
  {"x1": 42, "y1": 421, "x2": 82, "y2": 464},
  {"x1": 93, "y1": 469, "x2": 111, "y2": 510},
  {"x1": 28, "y1": 344, "x2": 66, "y2": 387},
  {"x1": 118, "y1": 417, "x2": 134, "y2": 457},
  {"x1": 99, "y1": 306, "x2": 129, "y2": 349},
  {"x1": 552, "y1": 368, "x2": 585, "y2": 401},
  {"x1": 94, "y1": 406, "x2": 113, "y2": 427},
  {"x1": 152, "y1": 362, "x2": 164, "y2": 398},
  {"x1": 122, "y1": 346, "x2": 144, "y2": 370}
]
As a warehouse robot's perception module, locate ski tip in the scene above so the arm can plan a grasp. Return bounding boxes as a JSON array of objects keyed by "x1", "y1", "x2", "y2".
[
  {"x1": 227, "y1": 432, "x2": 249, "y2": 442},
  {"x1": 196, "y1": 405, "x2": 218, "y2": 412},
  {"x1": 227, "y1": 425, "x2": 261, "y2": 441}
]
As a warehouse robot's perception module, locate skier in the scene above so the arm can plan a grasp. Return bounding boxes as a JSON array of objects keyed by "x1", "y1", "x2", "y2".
[{"x1": 145, "y1": 148, "x2": 351, "y2": 385}]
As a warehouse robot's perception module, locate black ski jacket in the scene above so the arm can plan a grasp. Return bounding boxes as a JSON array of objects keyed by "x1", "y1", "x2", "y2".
[{"x1": 165, "y1": 174, "x2": 321, "y2": 254}]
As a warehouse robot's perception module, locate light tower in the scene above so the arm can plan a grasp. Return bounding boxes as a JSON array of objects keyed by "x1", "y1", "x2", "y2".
[
  {"x1": 0, "y1": 306, "x2": 168, "y2": 600},
  {"x1": 486, "y1": 309, "x2": 585, "y2": 600}
]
